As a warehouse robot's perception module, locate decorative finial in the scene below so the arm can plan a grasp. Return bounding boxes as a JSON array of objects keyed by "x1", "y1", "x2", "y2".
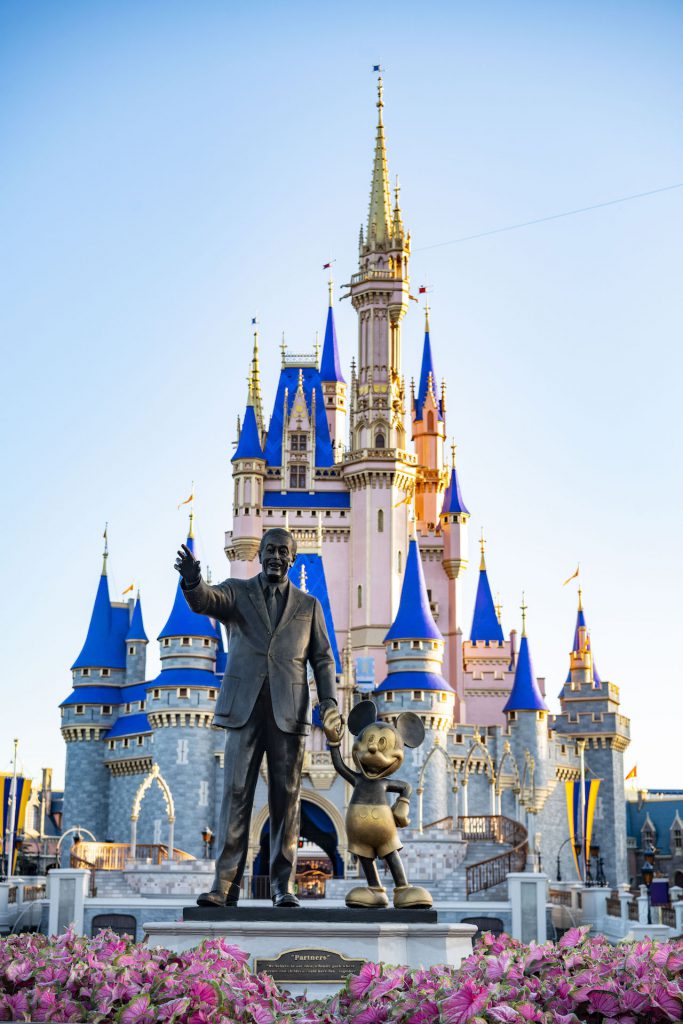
[
  {"x1": 394, "y1": 174, "x2": 401, "y2": 209},
  {"x1": 521, "y1": 592, "x2": 528, "y2": 637},
  {"x1": 577, "y1": 585, "x2": 583, "y2": 612},
  {"x1": 314, "y1": 330, "x2": 320, "y2": 366},
  {"x1": 280, "y1": 331, "x2": 286, "y2": 368},
  {"x1": 376, "y1": 69, "x2": 384, "y2": 120},
  {"x1": 298, "y1": 367, "x2": 304, "y2": 390},
  {"x1": 424, "y1": 299, "x2": 430, "y2": 333},
  {"x1": 188, "y1": 508, "x2": 195, "y2": 540},
  {"x1": 102, "y1": 522, "x2": 109, "y2": 576},
  {"x1": 495, "y1": 593, "x2": 503, "y2": 623},
  {"x1": 451, "y1": 439, "x2": 457, "y2": 466},
  {"x1": 479, "y1": 527, "x2": 486, "y2": 570},
  {"x1": 299, "y1": 563, "x2": 308, "y2": 592}
]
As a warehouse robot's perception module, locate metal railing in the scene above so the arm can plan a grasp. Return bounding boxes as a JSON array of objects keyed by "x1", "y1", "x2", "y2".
[
  {"x1": 549, "y1": 889, "x2": 573, "y2": 908},
  {"x1": 628, "y1": 900, "x2": 639, "y2": 922},
  {"x1": 22, "y1": 884, "x2": 46, "y2": 902},
  {"x1": 605, "y1": 893, "x2": 621, "y2": 917},
  {"x1": 660, "y1": 905, "x2": 676, "y2": 928},
  {"x1": 456, "y1": 815, "x2": 528, "y2": 897},
  {"x1": 70, "y1": 842, "x2": 194, "y2": 871}
]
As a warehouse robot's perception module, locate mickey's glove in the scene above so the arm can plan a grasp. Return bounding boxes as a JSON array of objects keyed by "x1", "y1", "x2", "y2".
[{"x1": 392, "y1": 796, "x2": 411, "y2": 828}]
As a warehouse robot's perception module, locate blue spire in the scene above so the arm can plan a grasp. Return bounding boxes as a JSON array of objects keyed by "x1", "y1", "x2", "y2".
[
  {"x1": 232, "y1": 403, "x2": 264, "y2": 462},
  {"x1": 319, "y1": 290, "x2": 345, "y2": 383},
  {"x1": 503, "y1": 633, "x2": 548, "y2": 713},
  {"x1": 125, "y1": 594, "x2": 148, "y2": 643},
  {"x1": 159, "y1": 532, "x2": 219, "y2": 640},
  {"x1": 470, "y1": 542, "x2": 504, "y2": 643},
  {"x1": 442, "y1": 465, "x2": 469, "y2": 515},
  {"x1": 565, "y1": 590, "x2": 601, "y2": 685},
  {"x1": 385, "y1": 537, "x2": 443, "y2": 643},
  {"x1": 414, "y1": 318, "x2": 443, "y2": 422},
  {"x1": 72, "y1": 571, "x2": 127, "y2": 670}
]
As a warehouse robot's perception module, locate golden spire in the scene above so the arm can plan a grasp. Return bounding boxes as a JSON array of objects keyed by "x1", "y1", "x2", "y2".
[
  {"x1": 298, "y1": 366, "x2": 304, "y2": 390},
  {"x1": 521, "y1": 592, "x2": 528, "y2": 637},
  {"x1": 249, "y1": 325, "x2": 264, "y2": 435},
  {"x1": 578, "y1": 585, "x2": 583, "y2": 612},
  {"x1": 188, "y1": 508, "x2": 195, "y2": 540},
  {"x1": 451, "y1": 439, "x2": 457, "y2": 466},
  {"x1": 367, "y1": 71, "x2": 392, "y2": 247},
  {"x1": 328, "y1": 272, "x2": 334, "y2": 307},
  {"x1": 392, "y1": 175, "x2": 404, "y2": 236},
  {"x1": 479, "y1": 527, "x2": 486, "y2": 570},
  {"x1": 314, "y1": 330, "x2": 320, "y2": 366},
  {"x1": 102, "y1": 522, "x2": 109, "y2": 576}
]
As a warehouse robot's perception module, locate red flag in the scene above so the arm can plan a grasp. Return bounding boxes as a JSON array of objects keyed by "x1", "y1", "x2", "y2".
[{"x1": 418, "y1": 285, "x2": 427, "y2": 294}]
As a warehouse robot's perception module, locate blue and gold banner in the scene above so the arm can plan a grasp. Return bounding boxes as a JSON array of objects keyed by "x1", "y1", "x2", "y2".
[
  {"x1": 564, "y1": 778, "x2": 601, "y2": 880},
  {"x1": 0, "y1": 775, "x2": 32, "y2": 872}
]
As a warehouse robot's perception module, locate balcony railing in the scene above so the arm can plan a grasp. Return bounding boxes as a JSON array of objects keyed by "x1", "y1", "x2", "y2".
[{"x1": 456, "y1": 815, "x2": 529, "y2": 897}]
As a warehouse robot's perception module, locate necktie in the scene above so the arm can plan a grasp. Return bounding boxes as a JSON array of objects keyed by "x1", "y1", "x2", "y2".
[{"x1": 265, "y1": 586, "x2": 278, "y2": 629}]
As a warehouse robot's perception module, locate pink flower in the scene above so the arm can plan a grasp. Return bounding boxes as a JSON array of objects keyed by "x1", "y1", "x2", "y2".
[
  {"x1": 348, "y1": 963, "x2": 382, "y2": 998},
  {"x1": 557, "y1": 926, "x2": 590, "y2": 949},
  {"x1": 120, "y1": 994, "x2": 157, "y2": 1024},
  {"x1": 441, "y1": 979, "x2": 489, "y2": 1023}
]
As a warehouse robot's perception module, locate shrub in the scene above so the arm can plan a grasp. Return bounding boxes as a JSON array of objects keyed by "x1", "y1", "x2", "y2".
[{"x1": 0, "y1": 926, "x2": 681, "y2": 1023}]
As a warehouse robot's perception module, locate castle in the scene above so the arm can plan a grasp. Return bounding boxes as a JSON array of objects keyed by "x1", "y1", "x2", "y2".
[{"x1": 60, "y1": 77, "x2": 630, "y2": 893}]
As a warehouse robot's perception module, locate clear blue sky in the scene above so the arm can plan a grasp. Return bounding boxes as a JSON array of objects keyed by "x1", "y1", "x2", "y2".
[{"x1": 1, "y1": 1, "x2": 681, "y2": 791}]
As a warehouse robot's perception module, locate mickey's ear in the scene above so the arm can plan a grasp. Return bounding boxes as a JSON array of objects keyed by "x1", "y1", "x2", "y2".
[
  {"x1": 348, "y1": 699, "x2": 378, "y2": 735},
  {"x1": 395, "y1": 712, "x2": 425, "y2": 748}
]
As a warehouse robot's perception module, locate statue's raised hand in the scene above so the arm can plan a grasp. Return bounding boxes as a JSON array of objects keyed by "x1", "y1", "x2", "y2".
[{"x1": 175, "y1": 543, "x2": 201, "y2": 586}]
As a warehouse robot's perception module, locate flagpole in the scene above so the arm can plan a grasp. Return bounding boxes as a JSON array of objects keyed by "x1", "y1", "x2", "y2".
[{"x1": 5, "y1": 738, "x2": 18, "y2": 879}]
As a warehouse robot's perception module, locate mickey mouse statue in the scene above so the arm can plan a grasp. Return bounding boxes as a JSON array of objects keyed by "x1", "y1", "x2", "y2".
[{"x1": 327, "y1": 698, "x2": 433, "y2": 909}]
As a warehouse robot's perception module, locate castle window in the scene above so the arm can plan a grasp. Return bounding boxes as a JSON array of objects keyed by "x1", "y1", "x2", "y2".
[
  {"x1": 377, "y1": 509, "x2": 384, "y2": 532},
  {"x1": 375, "y1": 432, "x2": 385, "y2": 448},
  {"x1": 81, "y1": 668, "x2": 90, "y2": 677},
  {"x1": 129, "y1": 645, "x2": 136, "y2": 656},
  {"x1": 107, "y1": 740, "x2": 114, "y2": 750},
  {"x1": 411, "y1": 640, "x2": 421, "y2": 650},
  {"x1": 385, "y1": 692, "x2": 394, "y2": 701},
  {"x1": 412, "y1": 691, "x2": 423, "y2": 701},
  {"x1": 152, "y1": 688, "x2": 160, "y2": 699},
  {"x1": 75, "y1": 705, "x2": 85, "y2": 715},
  {"x1": 178, "y1": 688, "x2": 189, "y2": 699},
  {"x1": 102, "y1": 705, "x2": 112, "y2": 715},
  {"x1": 391, "y1": 641, "x2": 399, "y2": 650},
  {"x1": 291, "y1": 433, "x2": 307, "y2": 451},
  {"x1": 440, "y1": 692, "x2": 447, "y2": 701},
  {"x1": 163, "y1": 638, "x2": 170, "y2": 648},
  {"x1": 456, "y1": 734, "x2": 463, "y2": 744},
  {"x1": 139, "y1": 701, "x2": 146, "y2": 711},
  {"x1": 357, "y1": 585, "x2": 362, "y2": 608},
  {"x1": 398, "y1": 551, "x2": 402, "y2": 574},
  {"x1": 289, "y1": 465, "x2": 307, "y2": 489},
  {"x1": 209, "y1": 689, "x2": 217, "y2": 700},
  {"x1": 427, "y1": 411, "x2": 435, "y2": 432},
  {"x1": 124, "y1": 703, "x2": 131, "y2": 713},
  {"x1": 176, "y1": 739, "x2": 189, "y2": 765},
  {"x1": 673, "y1": 828, "x2": 682, "y2": 851},
  {"x1": 136, "y1": 736, "x2": 144, "y2": 747},
  {"x1": 182, "y1": 637, "x2": 191, "y2": 646},
  {"x1": 203, "y1": 638, "x2": 211, "y2": 647},
  {"x1": 101, "y1": 668, "x2": 110, "y2": 677},
  {"x1": 508, "y1": 711, "x2": 517, "y2": 721},
  {"x1": 122, "y1": 738, "x2": 130, "y2": 749}
]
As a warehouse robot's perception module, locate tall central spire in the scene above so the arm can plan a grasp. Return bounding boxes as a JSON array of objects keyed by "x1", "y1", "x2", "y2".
[{"x1": 367, "y1": 74, "x2": 393, "y2": 248}]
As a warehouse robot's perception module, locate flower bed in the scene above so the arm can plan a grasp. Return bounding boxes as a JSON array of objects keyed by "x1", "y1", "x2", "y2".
[{"x1": 0, "y1": 926, "x2": 681, "y2": 1023}]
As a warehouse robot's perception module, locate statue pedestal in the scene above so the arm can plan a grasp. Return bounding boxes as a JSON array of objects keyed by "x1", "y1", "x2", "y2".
[{"x1": 143, "y1": 907, "x2": 477, "y2": 998}]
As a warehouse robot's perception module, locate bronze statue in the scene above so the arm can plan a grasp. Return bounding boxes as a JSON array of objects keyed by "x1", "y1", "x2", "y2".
[
  {"x1": 175, "y1": 527, "x2": 343, "y2": 908},
  {"x1": 328, "y1": 699, "x2": 432, "y2": 909}
]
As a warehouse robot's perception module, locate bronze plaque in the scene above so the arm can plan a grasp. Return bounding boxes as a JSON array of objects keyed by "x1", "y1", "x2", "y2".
[{"x1": 254, "y1": 947, "x2": 366, "y2": 984}]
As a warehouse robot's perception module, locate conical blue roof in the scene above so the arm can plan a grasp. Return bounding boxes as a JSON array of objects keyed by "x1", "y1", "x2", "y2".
[
  {"x1": 470, "y1": 565, "x2": 504, "y2": 643},
  {"x1": 263, "y1": 365, "x2": 334, "y2": 468},
  {"x1": 158, "y1": 535, "x2": 219, "y2": 640},
  {"x1": 442, "y1": 466, "x2": 469, "y2": 515},
  {"x1": 414, "y1": 329, "x2": 443, "y2": 421},
  {"x1": 565, "y1": 603, "x2": 601, "y2": 685},
  {"x1": 72, "y1": 572, "x2": 127, "y2": 670},
  {"x1": 320, "y1": 305, "x2": 345, "y2": 383},
  {"x1": 503, "y1": 634, "x2": 548, "y2": 712},
  {"x1": 385, "y1": 538, "x2": 443, "y2": 643},
  {"x1": 126, "y1": 596, "x2": 148, "y2": 643},
  {"x1": 232, "y1": 404, "x2": 264, "y2": 461}
]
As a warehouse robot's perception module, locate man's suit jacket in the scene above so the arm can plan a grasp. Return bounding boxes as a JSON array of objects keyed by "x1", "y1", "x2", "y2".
[{"x1": 182, "y1": 574, "x2": 337, "y2": 734}]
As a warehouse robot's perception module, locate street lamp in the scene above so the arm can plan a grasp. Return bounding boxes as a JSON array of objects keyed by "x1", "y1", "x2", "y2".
[
  {"x1": 641, "y1": 842, "x2": 656, "y2": 924},
  {"x1": 556, "y1": 836, "x2": 582, "y2": 882},
  {"x1": 201, "y1": 826, "x2": 214, "y2": 860}
]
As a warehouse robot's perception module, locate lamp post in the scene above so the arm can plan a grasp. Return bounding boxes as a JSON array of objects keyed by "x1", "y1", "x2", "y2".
[
  {"x1": 556, "y1": 836, "x2": 582, "y2": 882},
  {"x1": 201, "y1": 826, "x2": 214, "y2": 860},
  {"x1": 641, "y1": 843, "x2": 656, "y2": 925}
]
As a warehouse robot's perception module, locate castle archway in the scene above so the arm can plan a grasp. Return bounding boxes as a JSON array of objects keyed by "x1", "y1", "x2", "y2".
[
  {"x1": 249, "y1": 790, "x2": 346, "y2": 882},
  {"x1": 130, "y1": 764, "x2": 175, "y2": 860}
]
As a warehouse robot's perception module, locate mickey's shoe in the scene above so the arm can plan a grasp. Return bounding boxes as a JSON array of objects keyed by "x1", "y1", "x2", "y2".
[
  {"x1": 345, "y1": 885, "x2": 389, "y2": 908},
  {"x1": 393, "y1": 884, "x2": 433, "y2": 909}
]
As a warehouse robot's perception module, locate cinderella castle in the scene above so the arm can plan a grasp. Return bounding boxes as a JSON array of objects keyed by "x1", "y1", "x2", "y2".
[{"x1": 60, "y1": 78, "x2": 631, "y2": 896}]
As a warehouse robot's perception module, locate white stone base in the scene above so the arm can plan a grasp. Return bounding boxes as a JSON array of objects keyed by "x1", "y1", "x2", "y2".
[{"x1": 143, "y1": 918, "x2": 477, "y2": 998}]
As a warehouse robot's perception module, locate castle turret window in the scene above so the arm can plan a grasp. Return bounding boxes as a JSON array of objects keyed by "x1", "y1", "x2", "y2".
[
  {"x1": 209, "y1": 689, "x2": 217, "y2": 700},
  {"x1": 122, "y1": 738, "x2": 130, "y2": 749},
  {"x1": 107, "y1": 740, "x2": 114, "y2": 750},
  {"x1": 181, "y1": 637, "x2": 191, "y2": 646},
  {"x1": 128, "y1": 645, "x2": 136, "y2": 656},
  {"x1": 125, "y1": 703, "x2": 132, "y2": 714},
  {"x1": 75, "y1": 705, "x2": 85, "y2": 715},
  {"x1": 413, "y1": 691, "x2": 423, "y2": 701},
  {"x1": 102, "y1": 705, "x2": 112, "y2": 715},
  {"x1": 139, "y1": 701, "x2": 146, "y2": 711},
  {"x1": 377, "y1": 509, "x2": 384, "y2": 532},
  {"x1": 177, "y1": 688, "x2": 189, "y2": 699},
  {"x1": 101, "y1": 668, "x2": 110, "y2": 677},
  {"x1": 291, "y1": 433, "x2": 307, "y2": 451},
  {"x1": 289, "y1": 466, "x2": 307, "y2": 489},
  {"x1": 357, "y1": 585, "x2": 362, "y2": 608},
  {"x1": 203, "y1": 638, "x2": 211, "y2": 647},
  {"x1": 81, "y1": 669, "x2": 90, "y2": 677},
  {"x1": 152, "y1": 688, "x2": 160, "y2": 699},
  {"x1": 375, "y1": 432, "x2": 385, "y2": 448},
  {"x1": 136, "y1": 736, "x2": 144, "y2": 747},
  {"x1": 163, "y1": 639, "x2": 170, "y2": 648}
]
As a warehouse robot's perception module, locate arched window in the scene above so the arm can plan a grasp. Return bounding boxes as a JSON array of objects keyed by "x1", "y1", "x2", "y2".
[
  {"x1": 427, "y1": 411, "x2": 435, "y2": 432},
  {"x1": 377, "y1": 509, "x2": 384, "y2": 533},
  {"x1": 398, "y1": 550, "x2": 402, "y2": 574},
  {"x1": 375, "y1": 432, "x2": 385, "y2": 448},
  {"x1": 357, "y1": 585, "x2": 362, "y2": 608}
]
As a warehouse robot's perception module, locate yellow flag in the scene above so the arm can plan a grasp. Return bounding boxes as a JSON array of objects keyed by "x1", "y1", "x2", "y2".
[
  {"x1": 122, "y1": 583, "x2": 135, "y2": 596},
  {"x1": 625, "y1": 765, "x2": 637, "y2": 781},
  {"x1": 563, "y1": 565, "x2": 580, "y2": 586},
  {"x1": 177, "y1": 491, "x2": 194, "y2": 510},
  {"x1": 393, "y1": 493, "x2": 413, "y2": 509}
]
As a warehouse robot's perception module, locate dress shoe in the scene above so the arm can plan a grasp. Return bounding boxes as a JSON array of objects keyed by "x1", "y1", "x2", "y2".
[
  {"x1": 271, "y1": 890, "x2": 300, "y2": 908},
  {"x1": 196, "y1": 883, "x2": 240, "y2": 908}
]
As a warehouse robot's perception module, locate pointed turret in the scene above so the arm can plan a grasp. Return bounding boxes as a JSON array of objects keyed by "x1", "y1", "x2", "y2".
[
  {"x1": 367, "y1": 74, "x2": 392, "y2": 248},
  {"x1": 72, "y1": 538, "x2": 127, "y2": 671},
  {"x1": 248, "y1": 328, "x2": 265, "y2": 438},
  {"x1": 503, "y1": 599, "x2": 548, "y2": 713},
  {"x1": 125, "y1": 592, "x2": 148, "y2": 682},
  {"x1": 229, "y1": 391, "x2": 267, "y2": 568},
  {"x1": 232, "y1": 401, "x2": 264, "y2": 461},
  {"x1": 412, "y1": 305, "x2": 447, "y2": 528},
  {"x1": 442, "y1": 462, "x2": 469, "y2": 515},
  {"x1": 319, "y1": 276, "x2": 347, "y2": 456},
  {"x1": 126, "y1": 593, "x2": 148, "y2": 643},
  {"x1": 385, "y1": 536, "x2": 442, "y2": 644},
  {"x1": 565, "y1": 588, "x2": 601, "y2": 685},
  {"x1": 414, "y1": 308, "x2": 443, "y2": 423},
  {"x1": 470, "y1": 533, "x2": 504, "y2": 644},
  {"x1": 159, "y1": 519, "x2": 219, "y2": 646}
]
